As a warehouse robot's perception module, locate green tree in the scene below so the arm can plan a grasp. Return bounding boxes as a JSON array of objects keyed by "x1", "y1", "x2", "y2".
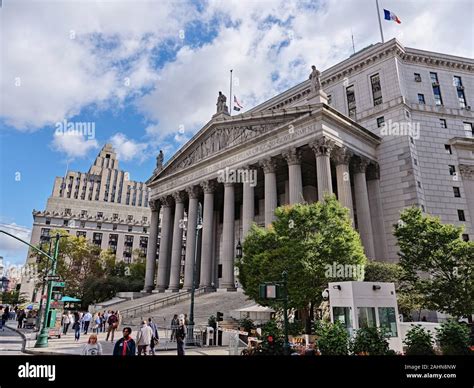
[
  {"x1": 314, "y1": 321, "x2": 349, "y2": 355},
  {"x1": 403, "y1": 325, "x2": 435, "y2": 355},
  {"x1": 394, "y1": 207, "x2": 474, "y2": 319},
  {"x1": 364, "y1": 260, "x2": 423, "y2": 321},
  {"x1": 350, "y1": 327, "x2": 391, "y2": 355},
  {"x1": 237, "y1": 196, "x2": 367, "y2": 332},
  {"x1": 1, "y1": 290, "x2": 28, "y2": 305},
  {"x1": 435, "y1": 320, "x2": 471, "y2": 355}
]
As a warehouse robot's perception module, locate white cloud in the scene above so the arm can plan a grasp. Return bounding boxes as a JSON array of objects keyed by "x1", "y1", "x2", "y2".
[
  {"x1": 109, "y1": 133, "x2": 148, "y2": 162},
  {"x1": 51, "y1": 131, "x2": 99, "y2": 159},
  {"x1": 0, "y1": 222, "x2": 31, "y2": 266}
]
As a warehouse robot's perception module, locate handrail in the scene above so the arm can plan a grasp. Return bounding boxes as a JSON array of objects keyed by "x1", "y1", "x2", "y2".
[{"x1": 121, "y1": 287, "x2": 207, "y2": 319}]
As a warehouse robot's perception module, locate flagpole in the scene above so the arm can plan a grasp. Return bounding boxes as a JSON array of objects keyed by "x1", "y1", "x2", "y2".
[
  {"x1": 229, "y1": 69, "x2": 233, "y2": 116},
  {"x1": 375, "y1": 0, "x2": 385, "y2": 43}
]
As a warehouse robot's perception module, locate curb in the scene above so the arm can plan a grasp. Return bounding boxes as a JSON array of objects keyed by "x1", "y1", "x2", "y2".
[{"x1": 4, "y1": 324, "x2": 28, "y2": 353}]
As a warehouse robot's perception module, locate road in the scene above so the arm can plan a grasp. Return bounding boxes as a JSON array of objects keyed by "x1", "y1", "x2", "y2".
[{"x1": 0, "y1": 325, "x2": 25, "y2": 355}]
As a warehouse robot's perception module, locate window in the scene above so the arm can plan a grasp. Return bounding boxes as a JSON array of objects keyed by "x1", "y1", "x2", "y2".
[
  {"x1": 413, "y1": 158, "x2": 418, "y2": 166},
  {"x1": 143, "y1": 227, "x2": 147, "y2": 233},
  {"x1": 113, "y1": 213, "x2": 119, "y2": 221},
  {"x1": 454, "y1": 76, "x2": 467, "y2": 108},
  {"x1": 463, "y1": 122, "x2": 473, "y2": 136},
  {"x1": 45, "y1": 218, "x2": 51, "y2": 225},
  {"x1": 332, "y1": 307, "x2": 353, "y2": 331},
  {"x1": 378, "y1": 307, "x2": 398, "y2": 337},
  {"x1": 127, "y1": 215, "x2": 133, "y2": 222},
  {"x1": 63, "y1": 219, "x2": 69, "y2": 226},
  {"x1": 376, "y1": 116, "x2": 385, "y2": 128},
  {"x1": 439, "y1": 119, "x2": 447, "y2": 128},
  {"x1": 458, "y1": 209, "x2": 466, "y2": 221},
  {"x1": 417, "y1": 181, "x2": 422, "y2": 188},
  {"x1": 462, "y1": 234, "x2": 469, "y2": 242},
  {"x1": 410, "y1": 136, "x2": 415, "y2": 144},
  {"x1": 357, "y1": 307, "x2": 376, "y2": 329},
  {"x1": 327, "y1": 95, "x2": 332, "y2": 105},
  {"x1": 449, "y1": 165, "x2": 456, "y2": 175},
  {"x1": 80, "y1": 221, "x2": 86, "y2": 228},
  {"x1": 218, "y1": 264, "x2": 223, "y2": 278},
  {"x1": 128, "y1": 226, "x2": 133, "y2": 232},
  {"x1": 453, "y1": 187, "x2": 461, "y2": 198},
  {"x1": 418, "y1": 94, "x2": 426, "y2": 104},
  {"x1": 421, "y1": 204, "x2": 425, "y2": 212},
  {"x1": 65, "y1": 208, "x2": 71, "y2": 216},
  {"x1": 405, "y1": 110, "x2": 411, "y2": 118},
  {"x1": 76, "y1": 231, "x2": 86, "y2": 238},
  {"x1": 113, "y1": 224, "x2": 117, "y2": 231},
  {"x1": 370, "y1": 73, "x2": 383, "y2": 106},
  {"x1": 97, "y1": 222, "x2": 102, "y2": 230},
  {"x1": 346, "y1": 85, "x2": 356, "y2": 119},
  {"x1": 142, "y1": 216, "x2": 148, "y2": 222},
  {"x1": 93, "y1": 232, "x2": 102, "y2": 246},
  {"x1": 81, "y1": 210, "x2": 87, "y2": 217},
  {"x1": 445, "y1": 145, "x2": 452, "y2": 154},
  {"x1": 430, "y1": 72, "x2": 443, "y2": 105},
  {"x1": 97, "y1": 212, "x2": 103, "y2": 219},
  {"x1": 414, "y1": 73, "x2": 422, "y2": 82}
]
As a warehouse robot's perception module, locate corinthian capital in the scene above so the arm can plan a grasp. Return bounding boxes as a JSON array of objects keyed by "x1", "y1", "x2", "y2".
[
  {"x1": 332, "y1": 146, "x2": 353, "y2": 166},
  {"x1": 186, "y1": 185, "x2": 200, "y2": 199},
  {"x1": 459, "y1": 164, "x2": 474, "y2": 180},
  {"x1": 172, "y1": 191, "x2": 186, "y2": 203},
  {"x1": 352, "y1": 156, "x2": 371, "y2": 174},
  {"x1": 310, "y1": 136, "x2": 335, "y2": 157},
  {"x1": 260, "y1": 157, "x2": 278, "y2": 173},
  {"x1": 159, "y1": 195, "x2": 173, "y2": 207},
  {"x1": 282, "y1": 147, "x2": 302, "y2": 165},
  {"x1": 200, "y1": 180, "x2": 218, "y2": 194},
  {"x1": 148, "y1": 199, "x2": 161, "y2": 211}
]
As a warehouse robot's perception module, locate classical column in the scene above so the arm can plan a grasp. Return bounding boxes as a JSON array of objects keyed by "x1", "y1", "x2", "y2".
[
  {"x1": 333, "y1": 146, "x2": 354, "y2": 221},
  {"x1": 221, "y1": 183, "x2": 236, "y2": 290},
  {"x1": 183, "y1": 186, "x2": 200, "y2": 291},
  {"x1": 311, "y1": 136, "x2": 334, "y2": 201},
  {"x1": 242, "y1": 167, "x2": 255, "y2": 237},
  {"x1": 283, "y1": 147, "x2": 303, "y2": 204},
  {"x1": 144, "y1": 199, "x2": 160, "y2": 292},
  {"x1": 261, "y1": 158, "x2": 278, "y2": 226},
  {"x1": 353, "y1": 157, "x2": 376, "y2": 259},
  {"x1": 155, "y1": 196, "x2": 174, "y2": 292},
  {"x1": 460, "y1": 165, "x2": 474, "y2": 226},
  {"x1": 199, "y1": 180, "x2": 217, "y2": 290},
  {"x1": 168, "y1": 192, "x2": 186, "y2": 292},
  {"x1": 367, "y1": 164, "x2": 389, "y2": 260}
]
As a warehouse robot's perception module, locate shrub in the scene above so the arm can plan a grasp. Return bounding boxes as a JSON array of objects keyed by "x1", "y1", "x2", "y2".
[
  {"x1": 208, "y1": 315, "x2": 217, "y2": 329},
  {"x1": 403, "y1": 325, "x2": 435, "y2": 355},
  {"x1": 258, "y1": 319, "x2": 285, "y2": 355},
  {"x1": 436, "y1": 320, "x2": 471, "y2": 355},
  {"x1": 314, "y1": 321, "x2": 349, "y2": 355},
  {"x1": 238, "y1": 316, "x2": 255, "y2": 334},
  {"x1": 350, "y1": 327, "x2": 391, "y2": 355}
]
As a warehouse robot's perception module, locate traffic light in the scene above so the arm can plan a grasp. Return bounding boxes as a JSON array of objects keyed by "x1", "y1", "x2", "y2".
[{"x1": 216, "y1": 311, "x2": 223, "y2": 322}]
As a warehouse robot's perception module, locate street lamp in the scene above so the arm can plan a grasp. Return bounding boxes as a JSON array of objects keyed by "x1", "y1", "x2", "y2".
[
  {"x1": 0, "y1": 230, "x2": 63, "y2": 348},
  {"x1": 188, "y1": 202, "x2": 203, "y2": 345},
  {"x1": 35, "y1": 237, "x2": 53, "y2": 331},
  {"x1": 236, "y1": 240, "x2": 242, "y2": 260}
]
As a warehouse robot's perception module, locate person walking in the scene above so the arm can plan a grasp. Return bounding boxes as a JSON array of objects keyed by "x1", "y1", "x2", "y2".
[
  {"x1": 176, "y1": 317, "x2": 186, "y2": 356},
  {"x1": 0, "y1": 306, "x2": 4, "y2": 331},
  {"x1": 113, "y1": 327, "x2": 136, "y2": 356},
  {"x1": 148, "y1": 318, "x2": 159, "y2": 355},
  {"x1": 62, "y1": 312, "x2": 71, "y2": 335},
  {"x1": 82, "y1": 334, "x2": 103, "y2": 355},
  {"x1": 73, "y1": 311, "x2": 81, "y2": 342},
  {"x1": 106, "y1": 311, "x2": 118, "y2": 342},
  {"x1": 136, "y1": 320, "x2": 154, "y2": 356},
  {"x1": 101, "y1": 311, "x2": 108, "y2": 333},
  {"x1": 17, "y1": 310, "x2": 26, "y2": 329},
  {"x1": 82, "y1": 311, "x2": 92, "y2": 334},
  {"x1": 170, "y1": 314, "x2": 178, "y2": 342},
  {"x1": 92, "y1": 313, "x2": 101, "y2": 334}
]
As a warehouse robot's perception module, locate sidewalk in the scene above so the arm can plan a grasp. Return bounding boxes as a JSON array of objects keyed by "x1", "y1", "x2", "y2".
[{"x1": 5, "y1": 321, "x2": 230, "y2": 355}]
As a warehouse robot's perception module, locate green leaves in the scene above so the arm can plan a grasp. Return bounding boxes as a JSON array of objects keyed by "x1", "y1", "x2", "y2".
[
  {"x1": 395, "y1": 207, "x2": 474, "y2": 318},
  {"x1": 403, "y1": 325, "x2": 435, "y2": 355},
  {"x1": 237, "y1": 195, "x2": 367, "y2": 310}
]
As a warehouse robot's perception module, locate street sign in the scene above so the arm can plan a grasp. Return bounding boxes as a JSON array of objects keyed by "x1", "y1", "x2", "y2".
[
  {"x1": 44, "y1": 275, "x2": 60, "y2": 282},
  {"x1": 52, "y1": 281, "x2": 65, "y2": 288}
]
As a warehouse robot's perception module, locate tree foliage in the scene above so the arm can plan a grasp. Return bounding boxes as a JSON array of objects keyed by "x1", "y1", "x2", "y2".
[
  {"x1": 403, "y1": 325, "x2": 435, "y2": 355},
  {"x1": 237, "y1": 196, "x2": 367, "y2": 311},
  {"x1": 314, "y1": 321, "x2": 349, "y2": 355},
  {"x1": 394, "y1": 207, "x2": 474, "y2": 319}
]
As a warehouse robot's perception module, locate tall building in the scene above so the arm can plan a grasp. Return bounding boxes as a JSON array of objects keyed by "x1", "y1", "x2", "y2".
[
  {"x1": 143, "y1": 38, "x2": 473, "y2": 294},
  {"x1": 20, "y1": 144, "x2": 151, "y2": 301}
]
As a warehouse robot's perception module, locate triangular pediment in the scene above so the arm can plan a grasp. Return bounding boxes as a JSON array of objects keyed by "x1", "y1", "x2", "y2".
[{"x1": 148, "y1": 106, "x2": 316, "y2": 184}]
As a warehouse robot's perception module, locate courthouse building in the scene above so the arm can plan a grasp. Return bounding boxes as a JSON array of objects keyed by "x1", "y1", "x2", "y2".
[
  {"x1": 141, "y1": 38, "x2": 473, "y2": 293},
  {"x1": 20, "y1": 144, "x2": 151, "y2": 301}
]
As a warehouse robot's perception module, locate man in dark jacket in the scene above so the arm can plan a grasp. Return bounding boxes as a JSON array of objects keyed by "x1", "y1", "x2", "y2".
[{"x1": 113, "y1": 327, "x2": 136, "y2": 356}]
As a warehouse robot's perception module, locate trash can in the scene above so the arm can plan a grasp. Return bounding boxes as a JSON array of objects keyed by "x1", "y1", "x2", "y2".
[{"x1": 206, "y1": 327, "x2": 214, "y2": 346}]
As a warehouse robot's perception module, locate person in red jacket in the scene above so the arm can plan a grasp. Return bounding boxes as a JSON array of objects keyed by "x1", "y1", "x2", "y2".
[{"x1": 113, "y1": 327, "x2": 136, "y2": 356}]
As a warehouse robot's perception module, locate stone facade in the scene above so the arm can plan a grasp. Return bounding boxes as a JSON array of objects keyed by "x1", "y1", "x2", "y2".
[
  {"x1": 144, "y1": 39, "x2": 473, "y2": 293},
  {"x1": 20, "y1": 144, "x2": 152, "y2": 301}
]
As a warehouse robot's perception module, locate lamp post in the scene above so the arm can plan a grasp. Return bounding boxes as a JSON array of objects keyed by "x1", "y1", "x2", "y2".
[
  {"x1": 188, "y1": 202, "x2": 203, "y2": 345},
  {"x1": 281, "y1": 271, "x2": 290, "y2": 356},
  {"x1": 35, "y1": 237, "x2": 53, "y2": 331},
  {"x1": 0, "y1": 230, "x2": 62, "y2": 348}
]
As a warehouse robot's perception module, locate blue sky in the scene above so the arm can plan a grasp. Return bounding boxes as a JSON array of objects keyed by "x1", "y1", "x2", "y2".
[{"x1": 1, "y1": 0, "x2": 473, "y2": 267}]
